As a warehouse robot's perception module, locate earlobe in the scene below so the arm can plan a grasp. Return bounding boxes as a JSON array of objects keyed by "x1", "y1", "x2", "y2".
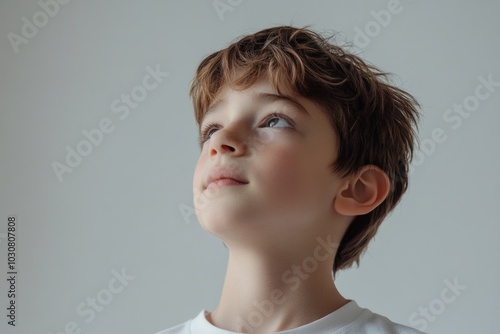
[{"x1": 334, "y1": 165, "x2": 390, "y2": 216}]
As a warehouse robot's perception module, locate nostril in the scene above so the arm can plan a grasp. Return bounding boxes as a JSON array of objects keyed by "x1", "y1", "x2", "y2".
[{"x1": 224, "y1": 144, "x2": 236, "y2": 151}]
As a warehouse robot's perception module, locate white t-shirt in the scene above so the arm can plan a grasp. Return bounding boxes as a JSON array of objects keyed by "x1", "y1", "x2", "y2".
[{"x1": 154, "y1": 300, "x2": 425, "y2": 334}]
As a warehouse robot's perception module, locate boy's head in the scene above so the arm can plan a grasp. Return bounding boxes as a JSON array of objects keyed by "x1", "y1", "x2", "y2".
[{"x1": 190, "y1": 25, "x2": 420, "y2": 274}]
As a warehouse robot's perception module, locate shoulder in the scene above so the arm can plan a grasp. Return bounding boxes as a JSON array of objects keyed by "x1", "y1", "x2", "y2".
[{"x1": 351, "y1": 305, "x2": 426, "y2": 334}]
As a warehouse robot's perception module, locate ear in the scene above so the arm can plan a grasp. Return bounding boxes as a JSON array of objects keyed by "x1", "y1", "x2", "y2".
[{"x1": 334, "y1": 165, "x2": 390, "y2": 216}]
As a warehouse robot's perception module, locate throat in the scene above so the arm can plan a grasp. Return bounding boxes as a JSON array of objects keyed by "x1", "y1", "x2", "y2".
[{"x1": 207, "y1": 250, "x2": 347, "y2": 333}]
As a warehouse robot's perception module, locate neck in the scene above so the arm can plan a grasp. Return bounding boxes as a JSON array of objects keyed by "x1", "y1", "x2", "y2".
[{"x1": 207, "y1": 245, "x2": 348, "y2": 333}]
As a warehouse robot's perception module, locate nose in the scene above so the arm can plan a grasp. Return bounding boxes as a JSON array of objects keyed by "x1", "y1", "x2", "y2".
[{"x1": 209, "y1": 127, "x2": 247, "y2": 157}]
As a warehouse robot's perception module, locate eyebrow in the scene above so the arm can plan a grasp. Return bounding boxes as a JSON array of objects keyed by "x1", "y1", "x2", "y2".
[{"x1": 204, "y1": 92, "x2": 311, "y2": 120}]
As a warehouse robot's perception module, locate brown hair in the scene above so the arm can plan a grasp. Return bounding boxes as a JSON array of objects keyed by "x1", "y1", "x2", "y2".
[{"x1": 189, "y1": 25, "x2": 421, "y2": 274}]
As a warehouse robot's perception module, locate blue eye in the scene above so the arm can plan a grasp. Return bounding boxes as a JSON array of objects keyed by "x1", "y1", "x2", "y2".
[
  {"x1": 267, "y1": 114, "x2": 292, "y2": 128},
  {"x1": 198, "y1": 111, "x2": 294, "y2": 146},
  {"x1": 203, "y1": 124, "x2": 219, "y2": 140}
]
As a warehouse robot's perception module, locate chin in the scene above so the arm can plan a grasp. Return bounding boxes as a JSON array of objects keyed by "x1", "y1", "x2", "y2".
[
  {"x1": 197, "y1": 213, "x2": 241, "y2": 236},
  {"x1": 196, "y1": 209, "x2": 263, "y2": 244}
]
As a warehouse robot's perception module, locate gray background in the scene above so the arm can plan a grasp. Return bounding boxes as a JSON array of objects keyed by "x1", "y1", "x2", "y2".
[{"x1": 1, "y1": 1, "x2": 499, "y2": 333}]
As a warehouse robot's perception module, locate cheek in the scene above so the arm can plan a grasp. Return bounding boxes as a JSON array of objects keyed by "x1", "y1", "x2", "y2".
[
  {"x1": 255, "y1": 145, "x2": 309, "y2": 196},
  {"x1": 251, "y1": 145, "x2": 327, "y2": 229},
  {"x1": 192, "y1": 155, "x2": 206, "y2": 200},
  {"x1": 193, "y1": 156, "x2": 203, "y2": 184},
  {"x1": 255, "y1": 140, "x2": 332, "y2": 204}
]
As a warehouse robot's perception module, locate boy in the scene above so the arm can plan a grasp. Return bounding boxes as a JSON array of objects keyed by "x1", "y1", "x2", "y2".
[{"x1": 156, "y1": 25, "x2": 423, "y2": 333}]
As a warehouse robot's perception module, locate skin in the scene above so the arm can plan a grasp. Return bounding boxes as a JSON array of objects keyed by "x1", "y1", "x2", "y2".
[{"x1": 192, "y1": 76, "x2": 390, "y2": 333}]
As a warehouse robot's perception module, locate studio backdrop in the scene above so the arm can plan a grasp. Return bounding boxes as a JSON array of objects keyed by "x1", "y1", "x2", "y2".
[{"x1": 0, "y1": 1, "x2": 499, "y2": 333}]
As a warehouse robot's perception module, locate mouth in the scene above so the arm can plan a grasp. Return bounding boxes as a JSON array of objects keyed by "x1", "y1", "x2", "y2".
[
  {"x1": 206, "y1": 178, "x2": 247, "y2": 190},
  {"x1": 205, "y1": 165, "x2": 249, "y2": 190}
]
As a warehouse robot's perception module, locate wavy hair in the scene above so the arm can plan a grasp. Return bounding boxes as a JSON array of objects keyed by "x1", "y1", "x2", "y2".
[{"x1": 189, "y1": 25, "x2": 421, "y2": 274}]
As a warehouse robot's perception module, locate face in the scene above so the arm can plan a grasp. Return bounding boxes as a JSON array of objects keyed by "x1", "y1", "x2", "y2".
[{"x1": 192, "y1": 77, "x2": 345, "y2": 249}]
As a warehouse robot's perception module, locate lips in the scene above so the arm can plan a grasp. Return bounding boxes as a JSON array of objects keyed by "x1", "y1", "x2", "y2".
[{"x1": 205, "y1": 165, "x2": 248, "y2": 189}]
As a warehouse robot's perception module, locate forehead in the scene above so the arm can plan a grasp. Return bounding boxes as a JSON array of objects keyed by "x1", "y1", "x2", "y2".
[{"x1": 201, "y1": 79, "x2": 311, "y2": 122}]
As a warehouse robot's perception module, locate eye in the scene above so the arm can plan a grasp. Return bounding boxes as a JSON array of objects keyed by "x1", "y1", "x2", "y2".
[
  {"x1": 198, "y1": 112, "x2": 294, "y2": 146},
  {"x1": 199, "y1": 122, "x2": 219, "y2": 144},
  {"x1": 266, "y1": 112, "x2": 293, "y2": 128}
]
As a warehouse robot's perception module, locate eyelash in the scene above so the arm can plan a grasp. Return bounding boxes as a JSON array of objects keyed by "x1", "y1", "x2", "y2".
[{"x1": 199, "y1": 111, "x2": 295, "y2": 144}]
